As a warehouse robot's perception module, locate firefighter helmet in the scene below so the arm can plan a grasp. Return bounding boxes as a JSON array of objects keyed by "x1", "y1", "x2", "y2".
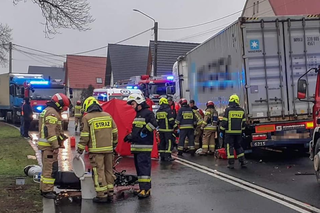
[
  {"x1": 82, "y1": 96, "x2": 99, "y2": 112},
  {"x1": 179, "y1": 98, "x2": 188, "y2": 106},
  {"x1": 76, "y1": 100, "x2": 81, "y2": 105},
  {"x1": 127, "y1": 94, "x2": 145, "y2": 105},
  {"x1": 206, "y1": 101, "x2": 214, "y2": 107},
  {"x1": 159, "y1": 97, "x2": 168, "y2": 105},
  {"x1": 229, "y1": 94, "x2": 240, "y2": 105},
  {"x1": 51, "y1": 93, "x2": 70, "y2": 111}
]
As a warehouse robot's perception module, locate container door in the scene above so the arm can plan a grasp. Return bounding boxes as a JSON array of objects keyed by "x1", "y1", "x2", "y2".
[
  {"x1": 283, "y1": 18, "x2": 319, "y2": 116},
  {"x1": 243, "y1": 20, "x2": 288, "y2": 119}
]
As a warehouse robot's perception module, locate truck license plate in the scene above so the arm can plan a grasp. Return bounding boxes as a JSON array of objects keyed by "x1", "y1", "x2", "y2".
[{"x1": 252, "y1": 141, "x2": 266, "y2": 147}]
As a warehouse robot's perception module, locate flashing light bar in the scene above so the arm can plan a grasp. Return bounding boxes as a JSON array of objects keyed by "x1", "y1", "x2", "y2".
[
  {"x1": 30, "y1": 81, "x2": 49, "y2": 85},
  {"x1": 134, "y1": 86, "x2": 138, "y2": 89},
  {"x1": 167, "y1": 76, "x2": 174, "y2": 80},
  {"x1": 126, "y1": 86, "x2": 133, "y2": 89},
  {"x1": 36, "y1": 106, "x2": 43, "y2": 111}
]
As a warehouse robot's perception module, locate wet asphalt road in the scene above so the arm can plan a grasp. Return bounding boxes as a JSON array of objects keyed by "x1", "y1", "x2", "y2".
[{"x1": 48, "y1": 120, "x2": 320, "y2": 213}]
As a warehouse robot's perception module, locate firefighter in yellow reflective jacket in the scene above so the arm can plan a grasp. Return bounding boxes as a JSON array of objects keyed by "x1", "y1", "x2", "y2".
[
  {"x1": 220, "y1": 94, "x2": 247, "y2": 169},
  {"x1": 190, "y1": 100, "x2": 204, "y2": 150},
  {"x1": 176, "y1": 98, "x2": 197, "y2": 156},
  {"x1": 200, "y1": 101, "x2": 218, "y2": 155},
  {"x1": 77, "y1": 97, "x2": 118, "y2": 203},
  {"x1": 124, "y1": 94, "x2": 158, "y2": 199},
  {"x1": 156, "y1": 97, "x2": 175, "y2": 162},
  {"x1": 38, "y1": 93, "x2": 70, "y2": 199},
  {"x1": 74, "y1": 100, "x2": 82, "y2": 132}
]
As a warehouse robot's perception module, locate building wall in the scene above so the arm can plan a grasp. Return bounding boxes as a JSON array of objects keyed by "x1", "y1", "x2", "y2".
[{"x1": 242, "y1": 0, "x2": 275, "y2": 17}]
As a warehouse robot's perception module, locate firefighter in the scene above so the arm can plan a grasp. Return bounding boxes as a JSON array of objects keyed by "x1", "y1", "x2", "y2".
[
  {"x1": 200, "y1": 101, "x2": 218, "y2": 156},
  {"x1": 176, "y1": 98, "x2": 197, "y2": 156},
  {"x1": 156, "y1": 97, "x2": 175, "y2": 162},
  {"x1": 189, "y1": 100, "x2": 204, "y2": 150},
  {"x1": 77, "y1": 96, "x2": 118, "y2": 203},
  {"x1": 38, "y1": 93, "x2": 70, "y2": 199},
  {"x1": 167, "y1": 96, "x2": 177, "y2": 119},
  {"x1": 220, "y1": 94, "x2": 247, "y2": 169},
  {"x1": 124, "y1": 94, "x2": 158, "y2": 199},
  {"x1": 74, "y1": 100, "x2": 82, "y2": 132}
]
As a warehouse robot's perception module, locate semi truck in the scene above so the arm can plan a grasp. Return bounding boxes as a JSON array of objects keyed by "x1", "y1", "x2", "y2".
[
  {"x1": 298, "y1": 66, "x2": 320, "y2": 183},
  {"x1": 174, "y1": 15, "x2": 320, "y2": 152}
]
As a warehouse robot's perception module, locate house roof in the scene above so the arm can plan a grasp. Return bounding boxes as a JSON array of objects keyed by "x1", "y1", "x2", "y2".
[
  {"x1": 106, "y1": 44, "x2": 149, "y2": 84},
  {"x1": 149, "y1": 40, "x2": 199, "y2": 76},
  {"x1": 28, "y1": 66, "x2": 65, "y2": 82},
  {"x1": 66, "y1": 55, "x2": 107, "y2": 89},
  {"x1": 269, "y1": 0, "x2": 320, "y2": 15}
]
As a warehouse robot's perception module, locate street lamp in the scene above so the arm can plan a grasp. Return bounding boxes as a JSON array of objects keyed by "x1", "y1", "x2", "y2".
[{"x1": 133, "y1": 9, "x2": 158, "y2": 76}]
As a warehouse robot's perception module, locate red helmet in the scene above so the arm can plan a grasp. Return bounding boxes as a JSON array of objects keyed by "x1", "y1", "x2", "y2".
[
  {"x1": 206, "y1": 101, "x2": 214, "y2": 107},
  {"x1": 76, "y1": 100, "x2": 81, "y2": 105},
  {"x1": 179, "y1": 98, "x2": 188, "y2": 106},
  {"x1": 51, "y1": 93, "x2": 70, "y2": 111}
]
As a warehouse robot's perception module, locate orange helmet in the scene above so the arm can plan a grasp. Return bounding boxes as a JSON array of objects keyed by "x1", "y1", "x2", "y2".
[
  {"x1": 51, "y1": 93, "x2": 70, "y2": 111},
  {"x1": 76, "y1": 100, "x2": 81, "y2": 105},
  {"x1": 206, "y1": 101, "x2": 214, "y2": 107},
  {"x1": 179, "y1": 98, "x2": 188, "y2": 106}
]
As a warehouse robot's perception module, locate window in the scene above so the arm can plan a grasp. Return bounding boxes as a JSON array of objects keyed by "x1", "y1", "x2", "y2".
[
  {"x1": 96, "y1": 78, "x2": 103, "y2": 84},
  {"x1": 253, "y1": 2, "x2": 256, "y2": 15},
  {"x1": 257, "y1": 1, "x2": 259, "y2": 14}
]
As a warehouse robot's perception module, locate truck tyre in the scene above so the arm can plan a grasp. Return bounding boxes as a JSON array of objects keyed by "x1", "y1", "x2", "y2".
[
  {"x1": 63, "y1": 122, "x2": 69, "y2": 131},
  {"x1": 314, "y1": 138, "x2": 320, "y2": 184}
]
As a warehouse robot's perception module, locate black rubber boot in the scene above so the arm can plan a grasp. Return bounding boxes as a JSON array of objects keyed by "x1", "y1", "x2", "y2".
[
  {"x1": 190, "y1": 150, "x2": 195, "y2": 156},
  {"x1": 137, "y1": 190, "x2": 151, "y2": 199},
  {"x1": 166, "y1": 153, "x2": 175, "y2": 162},
  {"x1": 177, "y1": 151, "x2": 183, "y2": 156},
  {"x1": 133, "y1": 189, "x2": 141, "y2": 196},
  {"x1": 93, "y1": 196, "x2": 108, "y2": 203},
  {"x1": 41, "y1": 191, "x2": 56, "y2": 199},
  {"x1": 228, "y1": 159, "x2": 235, "y2": 169}
]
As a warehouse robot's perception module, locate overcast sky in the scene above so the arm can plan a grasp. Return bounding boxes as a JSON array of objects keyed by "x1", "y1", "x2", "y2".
[{"x1": 0, "y1": 0, "x2": 246, "y2": 74}]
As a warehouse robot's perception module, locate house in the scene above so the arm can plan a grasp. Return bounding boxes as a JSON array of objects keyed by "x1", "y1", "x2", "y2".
[
  {"x1": 28, "y1": 66, "x2": 65, "y2": 84},
  {"x1": 65, "y1": 55, "x2": 107, "y2": 104},
  {"x1": 242, "y1": 0, "x2": 320, "y2": 17},
  {"x1": 149, "y1": 40, "x2": 199, "y2": 76},
  {"x1": 106, "y1": 44, "x2": 149, "y2": 86}
]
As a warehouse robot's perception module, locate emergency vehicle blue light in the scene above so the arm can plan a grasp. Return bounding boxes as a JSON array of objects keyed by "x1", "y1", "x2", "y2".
[
  {"x1": 126, "y1": 86, "x2": 133, "y2": 89},
  {"x1": 167, "y1": 76, "x2": 174, "y2": 80},
  {"x1": 134, "y1": 86, "x2": 138, "y2": 89},
  {"x1": 30, "y1": 81, "x2": 49, "y2": 85},
  {"x1": 36, "y1": 106, "x2": 43, "y2": 111}
]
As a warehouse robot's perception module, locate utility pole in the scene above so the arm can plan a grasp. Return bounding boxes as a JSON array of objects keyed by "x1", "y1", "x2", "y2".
[
  {"x1": 9, "y1": 42, "x2": 12, "y2": 73},
  {"x1": 154, "y1": 22, "x2": 158, "y2": 77}
]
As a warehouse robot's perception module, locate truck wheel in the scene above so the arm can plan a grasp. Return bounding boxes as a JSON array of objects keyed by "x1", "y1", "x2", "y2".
[
  {"x1": 63, "y1": 122, "x2": 69, "y2": 131},
  {"x1": 314, "y1": 139, "x2": 320, "y2": 184}
]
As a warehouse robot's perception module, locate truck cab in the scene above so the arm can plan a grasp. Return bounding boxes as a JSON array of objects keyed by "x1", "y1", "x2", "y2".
[{"x1": 297, "y1": 66, "x2": 320, "y2": 183}]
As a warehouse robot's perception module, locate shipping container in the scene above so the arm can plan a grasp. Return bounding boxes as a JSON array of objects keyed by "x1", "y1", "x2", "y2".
[{"x1": 177, "y1": 15, "x2": 320, "y2": 150}]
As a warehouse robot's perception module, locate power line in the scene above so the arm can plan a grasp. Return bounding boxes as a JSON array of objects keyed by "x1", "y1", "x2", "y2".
[
  {"x1": 159, "y1": 0, "x2": 268, "y2": 31},
  {"x1": 15, "y1": 49, "x2": 60, "y2": 67},
  {"x1": 69, "y1": 27, "x2": 153, "y2": 55},
  {"x1": 174, "y1": 23, "x2": 231, "y2": 42}
]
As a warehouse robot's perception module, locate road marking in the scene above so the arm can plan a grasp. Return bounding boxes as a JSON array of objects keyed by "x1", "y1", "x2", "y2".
[{"x1": 175, "y1": 157, "x2": 320, "y2": 213}]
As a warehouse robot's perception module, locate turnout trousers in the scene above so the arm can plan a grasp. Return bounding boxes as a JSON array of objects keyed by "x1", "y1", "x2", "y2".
[
  {"x1": 225, "y1": 134, "x2": 245, "y2": 165},
  {"x1": 178, "y1": 129, "x2": 195, "y2": 151},
  {"x1": 40, "y1": 150, "x2": 58, "y2": 193},
  {"x1": 89, "y1": 153, "x2": 114, "y2": 197},
  {"x1": 158, "y1": 132, "x2": 174, "y2": 158},
  {"x1": 134, "y1": 152, "x2": 151, "y2": 191},
  {"x1": 202, "y1": 129, "x2": 216, "y2": 152}
]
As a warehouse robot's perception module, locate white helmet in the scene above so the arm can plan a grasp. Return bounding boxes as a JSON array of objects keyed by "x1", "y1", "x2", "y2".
[
  {"x1": 24, "y1": 165, "x2": 42, "y2": 177},
  {"x1": 127, "y1": 93, "x2": 145, "y2": 105}
]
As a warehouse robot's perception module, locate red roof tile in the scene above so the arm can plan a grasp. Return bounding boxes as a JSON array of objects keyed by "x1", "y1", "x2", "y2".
[
  {"x1": 66, "y1": 55, "x2": 107, "y2": 89},
  {"x1": 269, "y1": 0, "x2": 320, "y2": 15}
]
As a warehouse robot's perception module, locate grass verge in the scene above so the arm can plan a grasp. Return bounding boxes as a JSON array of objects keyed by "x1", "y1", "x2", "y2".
[{"x1": 0, "y1": 122, "x2": 42, "y2": 213}]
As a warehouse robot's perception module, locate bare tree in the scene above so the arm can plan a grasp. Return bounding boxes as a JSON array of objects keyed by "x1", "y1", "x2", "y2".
[
  {"x1": 0, "y1": 24, "x2": 12, "y2": 65},
  {"x1": 13, "y1": 0, "x2": 94, "y2": 36}
]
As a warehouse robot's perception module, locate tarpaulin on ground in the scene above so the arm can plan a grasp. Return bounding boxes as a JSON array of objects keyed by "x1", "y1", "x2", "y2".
[{"x1": 101, "y1": 99, "x2": 158, "y2": 158}]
